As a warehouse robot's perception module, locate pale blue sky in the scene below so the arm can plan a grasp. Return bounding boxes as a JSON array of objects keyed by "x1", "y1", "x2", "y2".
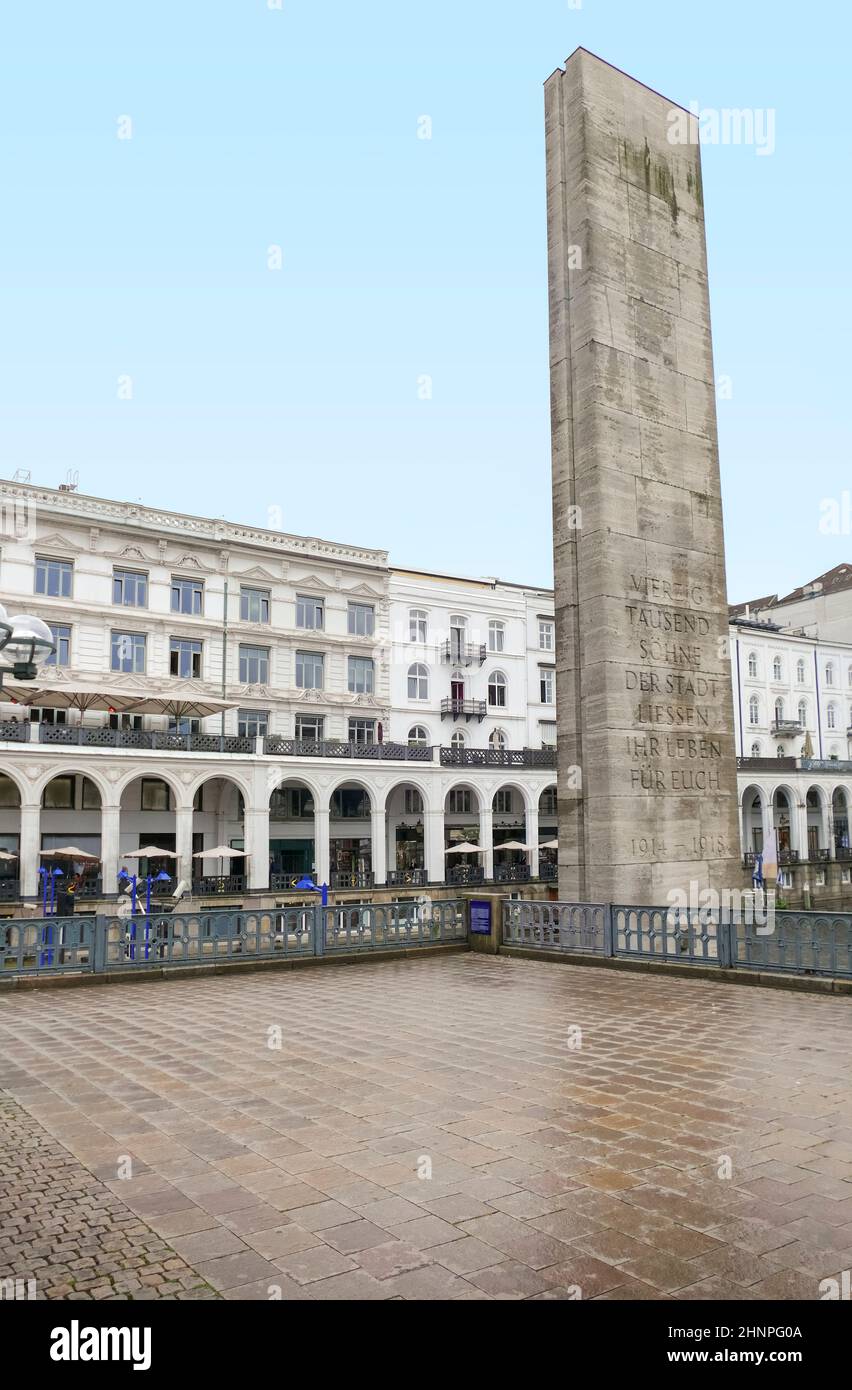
[{"x1": 1, "y1": 2, "x2": 848, "y2": 603}]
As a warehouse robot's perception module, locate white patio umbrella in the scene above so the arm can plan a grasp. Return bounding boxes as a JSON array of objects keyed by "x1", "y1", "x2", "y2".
[
  {"x1": 540, "y1": 839, "x2": 559, "y2": 850},
  {"x1": 192, "y1": 845, "x2": 249, "y2": 877},
  {"x1": 495, "y1": 839, "x2": 529, "y2": 852},
  {"x1": 192, "y1": 845, "x2": 248, "y2": 859},
  {"x1": 0, "y1": 849, "x2": 18, "y2": 861},
  {"x1": 444, "y1": 841, "x2": 482, "y2": 855},
  {"x1": 123, "y1": 845, "x2": 179, "y2": 859},
  {"x1": 41, "y1": 845, "x2": 100, "y2": 861}
]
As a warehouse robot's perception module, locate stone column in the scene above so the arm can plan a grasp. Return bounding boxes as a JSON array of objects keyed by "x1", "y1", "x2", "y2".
[
  {"x1": 245, "y1": 806, "x2": 270, "y2": 890},
  {"x1": 546, "y1": 48, "x2": 742, "y2": 904},
  {"x1": 19, "y1": 802, "x2": 40, "y2": 897},
  {"x1": 100, "y1": 803, "x2": 121, "y2": 894},
  {"x1": 175, "y1": 805, "x2": 193, "y2": 889},
  {"x1": 315, "y1": 808, "x2": 330, "y2": 886},
  {"x1": 370, "y1": 809, "x2": 386, "y2": 885},
  {"x1": 425, "y1": 809, "x2": 445, "y2": 885},
  {"x1": 480, "y1": 806, "x2": 494, "y2": 883},
  {"x1": 527, "y1": 804, "x2": 540, "y2": 879}
]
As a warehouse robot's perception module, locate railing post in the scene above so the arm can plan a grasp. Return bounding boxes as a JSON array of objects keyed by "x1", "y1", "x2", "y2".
[
  {"x1": 92, "y1": 916, "x2": 107, "y2": 973},
  {"x1": 313, "y1": 904, "x2": 324, "y2": 957},
  {"x1": 603, "y1": 903, "x2": 615, "y2": 957},
  {"x1": 718, "y1": 915, "x2": 734, "y2": 970}
]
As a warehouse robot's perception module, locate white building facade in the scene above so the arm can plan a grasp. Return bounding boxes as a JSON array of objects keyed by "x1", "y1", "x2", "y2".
[{"x1": 0, "y1": 480, "x2": 557, "y2": 903}]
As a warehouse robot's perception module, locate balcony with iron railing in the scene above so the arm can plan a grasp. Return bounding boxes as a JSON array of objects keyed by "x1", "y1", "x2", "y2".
[
  {"x1": 263, "y1": 736, "x2": 432, "y2": 761},
  {"x1": 440, "y1": 698, "x2": 486, "y2": 722},
  {"x1": 770, "y1": 719, "x2": 803, "y2": 738},
  {"x1": 440, "y1": 746, "x2": 556, "y2": 768},
  {"x1": 440, "y1": 640, "x2": 486, "y2": 667},
  {"x1": 0, "y1": 721, "x2": 254, "y2": 754}
]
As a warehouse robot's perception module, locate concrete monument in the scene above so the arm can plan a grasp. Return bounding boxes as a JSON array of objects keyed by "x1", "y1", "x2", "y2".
[{"x1": 546, "y1": 48, "x2": 742, "y2": 903}]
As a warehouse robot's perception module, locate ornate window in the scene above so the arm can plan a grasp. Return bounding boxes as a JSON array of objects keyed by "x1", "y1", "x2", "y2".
[
  {"x1": 748, "y1": 694, "x2": 760, "y2": 726},
  {"x1": 798, "y1": 699, "x2": 807, "y2": 726},
  {"x1": 408, "y1": 725, "x2": 429, "y2": 747},
  {"x1": 773, "y1": 656, "x2": 782, "y2": 681},
  {"x1": 407, "y1": 663, "x2": 429, "y2": 700},
  {"x1": 750, "y1": 741, "x2": 761, "y2": 757},
  {"x1": 488, "y1": 671, "x2": 507, "y2": 708},
  {"x1": 827, "y1": 702, "x2": 837, "y2": 730},
  {"x1": 747, "y1": 652, "x2": 758, "y2": 678},
  {"x1": 797, "y1": 659, "x2": 806, "y2": 683},
  {"x1": 489, "y1": 729, "x2": 507, "y2": 750},
  {"x1": 450, "y1": 729, "x2": 466, "y2": 750},
  {"x1": 826, "y1": 662, "x2": 835, "y2": 686},
  {"x1": 774, "y1": 697, "x2": 784, "y2": 722},
  {"x1": 409, "y1": 609, "x2": 427, "y2": 643},
  {"x1": 488, "y1": 621, "x2": 505, "y2": 653}
]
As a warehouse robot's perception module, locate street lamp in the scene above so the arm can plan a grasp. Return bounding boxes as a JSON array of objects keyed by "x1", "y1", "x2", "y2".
[{"x1": 0, "y1": 604, "x2": 55, "y2": 681}]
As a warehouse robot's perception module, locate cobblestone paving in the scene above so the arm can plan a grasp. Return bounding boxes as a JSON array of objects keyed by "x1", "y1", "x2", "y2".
[
  {"x1": 0, "y1": 1097, "x2": 218, "y2": 1299},
  {"x1": 1, "y1": 953, "x2": 851, "y2": 1300}
]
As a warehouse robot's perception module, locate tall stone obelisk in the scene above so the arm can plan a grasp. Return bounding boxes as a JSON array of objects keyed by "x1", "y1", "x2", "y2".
[{"x1": 546, "y1": 48, "x2": 742, "y2": 904}]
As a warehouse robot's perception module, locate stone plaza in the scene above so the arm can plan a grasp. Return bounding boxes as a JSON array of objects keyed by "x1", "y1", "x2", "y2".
[{"x1": 2, "y1": 954, "x2": 851, "y2": 1301}]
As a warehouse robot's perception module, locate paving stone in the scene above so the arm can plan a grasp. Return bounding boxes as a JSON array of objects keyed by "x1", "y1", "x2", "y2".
[{"x1": 3, "y1": 954, "x2": 851, "y2": 1306}]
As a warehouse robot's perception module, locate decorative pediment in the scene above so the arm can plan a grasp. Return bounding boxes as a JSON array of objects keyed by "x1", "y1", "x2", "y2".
[
  {"x1": 233, "y1": 565, "x2": 280, "y2": 584},
  {"x1": 30, "y1": 531, "x2": 86, "y2": 555},
  {"x1": 342, "y1": 581, "x2": 385, "y2": 599},
  {"x1": 287, "y1": 571, "x2": 336, "y2": 593},
  {"x1": 171, "y1": 553, "x2": 204, "y2": 570}
]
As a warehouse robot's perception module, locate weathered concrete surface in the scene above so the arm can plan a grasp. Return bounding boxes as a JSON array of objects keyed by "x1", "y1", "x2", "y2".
[
  {"x1": 2, "y1": 955, "x2": 852, "y2": 1301},
  {"x1": 546, "y1": 49, "x2": 742, "y2": 904}
]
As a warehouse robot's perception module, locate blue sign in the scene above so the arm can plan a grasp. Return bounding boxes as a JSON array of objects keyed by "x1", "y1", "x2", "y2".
[{"x1": 470, "y1": 899, "x2": 492, "y2": 935}]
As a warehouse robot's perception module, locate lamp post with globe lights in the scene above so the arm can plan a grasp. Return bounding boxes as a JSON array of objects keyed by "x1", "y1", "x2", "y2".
[{"x1": 0, "y1": 604, "x2": 55, "y2": 682}]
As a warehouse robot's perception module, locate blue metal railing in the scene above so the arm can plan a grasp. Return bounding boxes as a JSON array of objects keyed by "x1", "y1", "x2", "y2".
[
  {"x1": 0, "y1": 900, "x2": 468, "y2": 977},
  {"x1": 503, "y1": 901, "x2": 852, "y2": 979}
]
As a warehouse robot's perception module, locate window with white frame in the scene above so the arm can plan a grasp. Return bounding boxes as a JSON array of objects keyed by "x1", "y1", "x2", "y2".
[
  {"x1": 295, "y1": 713, "x2": 324, "y2": 740},
  {"x1": 448, "y1": 788, "x2": 472, "y2": 815},
  {"x1": 35, "y1": 556, "x2": 72, "y2": 598},
  {"x1": 408, "y1": 725, "x2": 428, "y2": 747},
  {"x1": 348, "y1": 717, "x2": 375, "y2": 744},
  {"x1": 348, "y1": 602, "x2": 375, "y2": 637},
  {"x1": 407, "y1": 663, "x2": 428, "y2": 700},
  {"x1": 798, "y1": 699, "x2": 808, "y2": 726},
  {"x1": 797, "y1": 658, "x2": 806, "y2": 683},
  {"x1": 540, "y1": 721, "x2": 557, "y2": 746},
  {"x1": 409, "y1": 609, "x2": 427, "y2": 643},
  {"x1": 826, "y1": 662, "x2": 835, "y2": 685},
  {"x1": 488, "y1": 671, "x2": 507, "y2": 708},
  {"x1": 237, "y1": 709, "x2": 268, "y2": 738},
  {"x1": 403, "y1": 789, "x2": 423, "y2": 815},
  {"x1": 113, "y1": 569, "x2": 147, "y2": 608},
  {"x1": 171, "y1": 576, "x2": 203, "y2": 615},
  {"x1": 488, "y1": 620, "x2": 505, "y2": 653},
  {"x1": 750, "y1": 741, "x2": 761, "y2": 757},
  {"x1": 773, "y1": 656, "x2": 782, "y2": 681},
  {"x1": 748, "y1": 694, "x2": 760, "y2": 725},
  {"x1": 348, "y1": 656, "x2": 374, "y2": 694},
  {"x1": 296, "y1": 595, "x2": 324, "y2": 630},
  {"x1": 296, "y1": 650, "x2": 324, "y2": 689},
  {"x1": 240, "y1": 587, "x2": 270, "y2": 623},
  {"x1": 239, "y1": 644, "x2": 269, "y2": 684},
  {"x1": 45, "y1": 624, "x2": 71, "y2": 667},
  {"x1": 493, "y1": 789, "x2": 513, "y2": 815},
  {"x1": 827, "y1": 702, "x2": 837, "y2": 729},
  {"x1": 450, "y1": 729, "x2": 466, "y2": 749},
  {"x1": 748, "y1": 652, "x2": 758, "y2": 677},
  {"x1": 539, "y1": 619, "x2": 555, "y2": 651},
  {"x1": 170, "y1": 637, "x2": 202, "y2": 679},
  {"x1": 489, "y1": 729, "x2": 507, "y2": 750},
  {"x1": 539, "y1": 667, "x2": 555, "y2": 704},
  {"x1": 111, "y1": 631, "x2": 146, "y2": 674},
  {"x1": 774, "y1": 697, "x2": 784, "y2": 723}
]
